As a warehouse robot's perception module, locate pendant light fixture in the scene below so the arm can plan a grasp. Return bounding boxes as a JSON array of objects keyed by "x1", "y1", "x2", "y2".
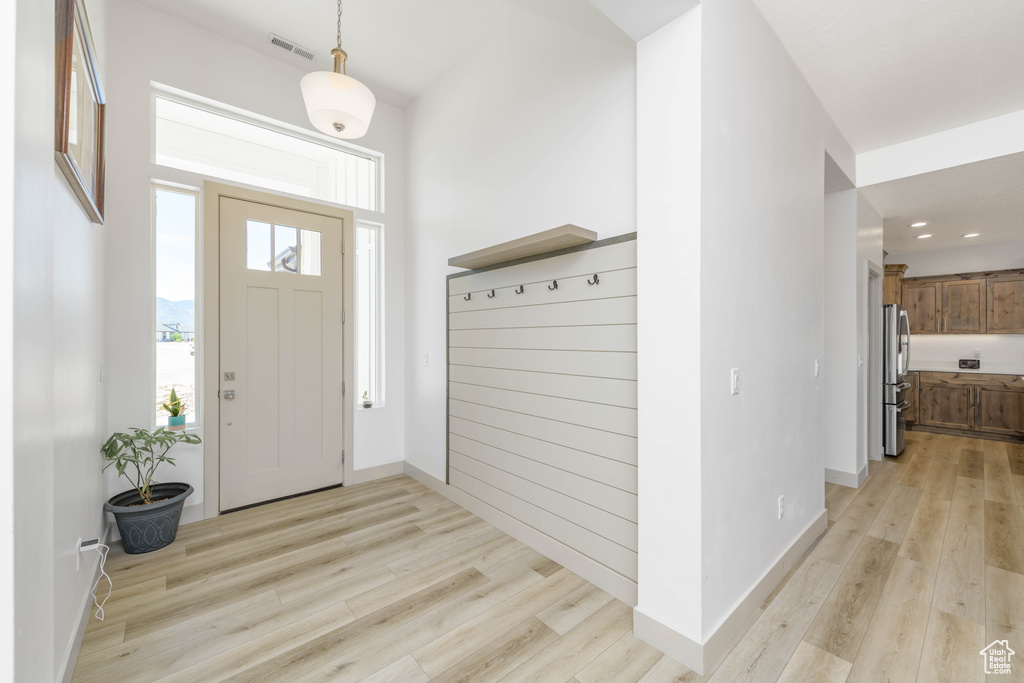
[{"x1": 300, "y1": 0, "x2": 376, "y2": 139}]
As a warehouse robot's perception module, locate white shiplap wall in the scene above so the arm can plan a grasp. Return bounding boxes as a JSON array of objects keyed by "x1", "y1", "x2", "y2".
[{"x1": 447, "y1": 236, "x2": 638, "y2": 592}]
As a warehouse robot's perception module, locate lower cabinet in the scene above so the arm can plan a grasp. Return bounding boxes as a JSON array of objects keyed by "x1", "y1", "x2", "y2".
[
  {"x1": 915, "y1": 372, "x2": 1024, "y2": 439},
  {"x1": 977, "y1": 387, "x2": 1024, "y2": 436},
  {"x1": 903, "y1": 371, "x2": 919, "y2": 425},
  {"x1": 919, "y1": 383, "x2": 974, "y2": 430}
]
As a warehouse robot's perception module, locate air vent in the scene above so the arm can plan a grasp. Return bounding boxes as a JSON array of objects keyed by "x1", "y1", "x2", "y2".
[{"x1": 268, "y1": 33, "x2": 316, "y2": 61}]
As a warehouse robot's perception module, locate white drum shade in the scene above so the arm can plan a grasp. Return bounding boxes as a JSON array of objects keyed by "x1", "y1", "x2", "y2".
[{"x1": 300, "y1": 70, "x2": 376, "y2": 139}]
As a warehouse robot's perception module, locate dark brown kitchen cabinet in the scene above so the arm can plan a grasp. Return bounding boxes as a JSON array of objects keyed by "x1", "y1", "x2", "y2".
[
  {"x1": 988, "y1": 276, "x2": 1024, "y2": 334},
  {"x1": 903, "y1": 371, "x2": 919, "y2": 425},
  {"x1": 919, "y1": 382, "x2": 974, "y2": 430},
  {"x1": 901, "y1": 268, "x2": 1024, "y2": 335},
  {"x1": 977, "y1": 387, "x2": 1024, "y2": 437},
  {"x1": 884, "y1": 264, "x2": 907, "y2": 306},
  {"x1": 914, "y1": 372, "x2": 1024, "y2": 440},
  {"x1": 941, "y1": 279, "x2": 986, "y2": 333},
  {"x1": 902, "y1": 282, "x2": 940, "y2": 334}
]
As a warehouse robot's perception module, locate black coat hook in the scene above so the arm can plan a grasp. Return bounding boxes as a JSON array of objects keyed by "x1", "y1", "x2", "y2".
[
  {"x1": 464, "y1": 292, "x2": 471, "y2": 301},
  {"x1": 587, "y1": 273, "x2": 600, "y2": 285},
  {"x1": 487, "y1": 289, "x2": 496, "y2": 298},
  {"x1": 515, "y1": 284, "x2": 524, "y2": 294},
  {"x1": 548, "y1": 280, "x2": 558, "y2": 291}
]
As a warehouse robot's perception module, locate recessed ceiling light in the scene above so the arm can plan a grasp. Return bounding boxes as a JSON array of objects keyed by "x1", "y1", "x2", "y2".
[
  {"x1": 962, "y1": 233, "x2": 980, "y2": 238},
  {"x1": 916, "y1": 234, "x2": 933, "y2": 239},
  {"x1": 910, "y1": 221, "x2": 929, "y2": 227}
]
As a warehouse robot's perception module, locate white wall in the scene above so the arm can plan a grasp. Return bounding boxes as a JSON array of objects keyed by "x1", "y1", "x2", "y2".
[
  {"x1": 910, "y1": 335, "x2": 1024, "y2": 367},
  {"x1": 697, "y1": 0, "x2": 832, "y2": 642},
  {"x1": 824, "y1": 190, "x2": 858, "y2": 481},
  {"x1": 636, "y1": 5, "x2": 704, "y2": 645},
  {"x1": 888, "y1": 238, "x2": 1024, "y2": 276},
  {"x1": 404, "y1": 1, "x2": 637, "y2": 481},
  {"x1": 13, "y1": 0, "x2": 109, "y2": 679},
  {"x1": 856, "y1": 194, "x2": 884, "y2": 463},
  {"x1": 103, "y1": 0, "x2": 407, "y2": 516},
  {"x1": 0, "y1": 0, "x2": 16, "y2": 676}
]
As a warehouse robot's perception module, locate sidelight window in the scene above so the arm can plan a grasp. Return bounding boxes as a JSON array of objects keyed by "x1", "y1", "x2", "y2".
[{"x1": 154, "y1": 184, "x2": 199, "y2": 427}]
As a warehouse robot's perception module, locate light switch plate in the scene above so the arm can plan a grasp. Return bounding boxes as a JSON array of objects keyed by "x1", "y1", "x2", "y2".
[
  {"x1": 730, "y1": 368, "x2": 739, "y2": 395},
  {"x1": 815, "y1": 359, "x2": 821, "y2": 377}
]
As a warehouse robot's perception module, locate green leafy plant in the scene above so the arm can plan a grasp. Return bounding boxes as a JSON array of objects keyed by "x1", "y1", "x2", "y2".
[
  {"x1": 170, "y1": 331, "x2": 183, "y2": 342},
  {"x1": 101, "y1": 428, "x2": 201, "y2": 504},
  {"x1": 162, "y1": 387, "x2": 184, "y2": 417}
]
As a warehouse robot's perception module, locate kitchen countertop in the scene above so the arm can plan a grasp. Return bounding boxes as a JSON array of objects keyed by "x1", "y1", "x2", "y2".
[{"x1": 910, "y1": 361, "x2": 1024, "y2": 375}]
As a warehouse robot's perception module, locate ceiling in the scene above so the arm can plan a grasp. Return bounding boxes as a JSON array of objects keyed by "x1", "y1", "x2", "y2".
[
  {"x1": 751, "y1": 0, "x2": 1024, "y2": 153},
  {"x1": 136, "y1": 0, "x2": 509, "y2": 106},
  {"x1": 860, "y1": 152, "x2": 1024, "y2": 254},
  {"x1": 135, "y1": 0, "x2": 629, "y2": 108}
]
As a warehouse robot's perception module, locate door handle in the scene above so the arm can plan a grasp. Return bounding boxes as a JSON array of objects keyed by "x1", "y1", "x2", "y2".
[
  {"x1": 896, "y1": 381, "x2": 911, "y2": 390},
  {"x1": 223, "y1": 390, "x2": 236, "y2": 400},
  {"x1": 896, "y1": 400, "x2": 910, "y2": 411}
]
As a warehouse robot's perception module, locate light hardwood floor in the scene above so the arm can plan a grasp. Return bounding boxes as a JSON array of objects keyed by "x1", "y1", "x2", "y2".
[{"x1": 73, "y1": 432, "x2": 1022, "y2": 682}]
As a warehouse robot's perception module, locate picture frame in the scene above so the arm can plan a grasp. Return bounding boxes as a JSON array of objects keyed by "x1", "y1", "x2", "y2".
[{"x1": 55, "y1": 0, "x2": 106, "y2": 224}]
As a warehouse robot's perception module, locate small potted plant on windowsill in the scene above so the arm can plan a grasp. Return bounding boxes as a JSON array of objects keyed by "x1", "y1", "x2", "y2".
[
  {"x1": 163, "y1": 387, "x2": 186, "y2": 431},
  {"x1": 362, "y1": 391, "x2": 373, "y2": 409},
  {"x1": 101, "y1": 427, "x2": 201, "y2": 554}
]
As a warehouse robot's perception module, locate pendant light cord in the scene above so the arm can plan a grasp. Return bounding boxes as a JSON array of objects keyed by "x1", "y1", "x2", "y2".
[{"x1": 337, "y1": 0, "x2": 343, "y2": 50}]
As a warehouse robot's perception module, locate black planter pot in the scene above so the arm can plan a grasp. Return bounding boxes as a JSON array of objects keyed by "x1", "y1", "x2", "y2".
[{"x1": 104, "y1": 483, "x2": 194, "y2": 554}]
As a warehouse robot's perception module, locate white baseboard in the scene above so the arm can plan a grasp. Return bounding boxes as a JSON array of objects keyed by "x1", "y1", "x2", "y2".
[
  {"x1": 825, "y1": 464, "x2": 868, "y2": 488},
  {"x1": 352, "y1": 461, "x2": 404, "y2": 484},
  {"x1": 634, "y1": 509, "x2": 828, "y2": 676},
  {"x1": 403, "y1": 462, "x2": 638, "y2": 606},
  {"x1": 632, "y1": 609, "x2": 704, "y2": 673},
  {"x1": 58, "y1": 522, "x2": 113, "y2": 683}
]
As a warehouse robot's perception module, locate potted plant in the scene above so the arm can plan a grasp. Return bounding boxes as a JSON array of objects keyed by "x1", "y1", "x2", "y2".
[
  {"x1": 162, "y1": 387, "x2": 186, "y2": 430},
  {"x1": 362, "y1": 391, "x2": 373, "y2": 409},
  {"x1": 101, "y1": 427, "x2": 201, "y2": 554}
]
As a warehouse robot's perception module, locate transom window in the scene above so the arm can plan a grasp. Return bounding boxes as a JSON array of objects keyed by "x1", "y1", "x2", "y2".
[{"x1": 153, "y1": 88, "x2": 380, "y2": 211}]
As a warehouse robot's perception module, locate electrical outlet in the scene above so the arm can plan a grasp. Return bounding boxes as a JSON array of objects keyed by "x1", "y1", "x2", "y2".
[
  {"x1": 777, "y1": 495, "x2": 785, "y2": 520},
  {"x1": 974, "y1": 348, "x2": 981, "y2": 359},
  {"x1": 730, "y1": 368, "x2": 740, "y2": 395},
  {"x1": 76, "y1": 537, "x2": 82, "y2": 571}
]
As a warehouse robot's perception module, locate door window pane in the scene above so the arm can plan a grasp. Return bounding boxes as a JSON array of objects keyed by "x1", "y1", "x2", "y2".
[
  {"x1": 301, "y1": 229, "x2": 322, "y2": 276},
  {"x1": 246, "y1": 221, "x2": 271, "y2": 271},
  {"x1": 155, "y1": 187, "x2": 198, "y2": 426},
  {"x1": 274, "y1": 225, "x2": 298, "y2": 273}
]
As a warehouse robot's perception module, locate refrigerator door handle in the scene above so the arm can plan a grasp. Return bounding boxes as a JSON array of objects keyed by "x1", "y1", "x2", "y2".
[
  {"x1": 896, "y1": 381, "x2": 911, "y2": 390},
  {"x1": 896, "y1": 400, "x2": 910, "y2": 411},
  {"x1": 899, "y1": 308, "x2": 911, "y2": 375}
]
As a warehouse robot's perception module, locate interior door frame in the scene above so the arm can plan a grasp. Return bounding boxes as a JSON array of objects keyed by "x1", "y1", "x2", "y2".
[
  {"x1": 867, "y1": 260, "x2": 883, "y2": 461},
  {"x1": 202, "y1": 181, "x2": 355, "y2": 519}
]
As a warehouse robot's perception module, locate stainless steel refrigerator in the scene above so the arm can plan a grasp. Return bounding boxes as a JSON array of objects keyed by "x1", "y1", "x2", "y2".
[{"x1": 883, "y1": 304, "x2": 911, "y2": 456}]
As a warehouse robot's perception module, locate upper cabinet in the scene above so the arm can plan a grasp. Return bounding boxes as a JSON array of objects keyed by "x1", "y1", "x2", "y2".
[
  {"x1": 988, "y1": 275, "x2": 1024, "y2": 333},
  {"x1": 884, "y1": 264, "x2": 908, "y2": 306},
  {"x1": 901, "y1": 268, "x2": 1024, "y2": 335},
  {"x1": 942, "y1": 279, "x2": 986, "y2": 333},
  {"x1": 903, "y1": 281, "x2": 940, "y2": 334}
]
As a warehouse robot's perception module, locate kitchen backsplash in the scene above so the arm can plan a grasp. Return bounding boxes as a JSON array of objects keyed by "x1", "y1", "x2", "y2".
[{"x1": 910, "y1": 333, "x2": 1024, "y2": 365}]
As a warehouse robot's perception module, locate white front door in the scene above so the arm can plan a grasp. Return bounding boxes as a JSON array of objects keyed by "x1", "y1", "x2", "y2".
[{"x1": 219, "y1": 196, "x2": 345, "y2": 510}]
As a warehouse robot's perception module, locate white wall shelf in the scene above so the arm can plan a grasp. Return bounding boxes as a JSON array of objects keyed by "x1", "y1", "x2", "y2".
[{"x1": 448, "y1": 224, "x2": 597, "y2": 270}]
